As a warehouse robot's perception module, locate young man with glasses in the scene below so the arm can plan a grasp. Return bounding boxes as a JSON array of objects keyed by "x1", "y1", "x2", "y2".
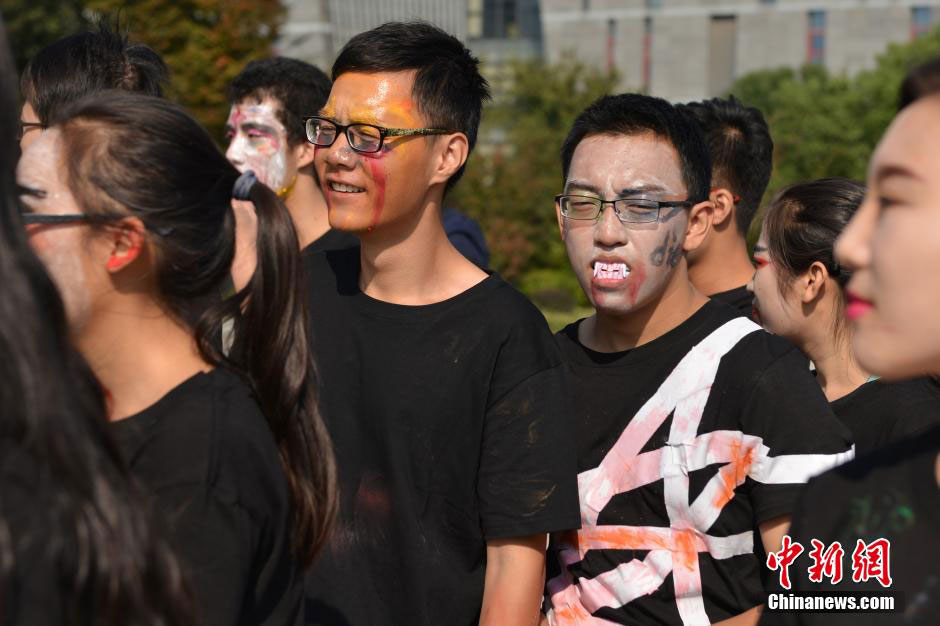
[
  {"x1": 545, "y1": 94, "x2": 853, "y2": 625},
  {"x1": 303, "y1": 22, "x2": 579, "y2": 626}
]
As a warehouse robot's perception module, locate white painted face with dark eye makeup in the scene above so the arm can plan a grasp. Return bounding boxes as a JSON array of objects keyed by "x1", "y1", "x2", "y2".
[
  {"x1": 558, "y1": 132, "x2": 692, "y2": 316},
  {"x1": 224, "y1": 98, "x2": 291, "y2": 192}
]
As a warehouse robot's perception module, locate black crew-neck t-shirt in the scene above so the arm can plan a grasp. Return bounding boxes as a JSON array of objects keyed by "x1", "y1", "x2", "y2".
[
  {"x1": 301, "y1": 229, "x2": 359, "y2": 256},
  {"x1": 759, "y1": 424, "x2": 940, "y2": 626},
  {"x1": 546, "y1": 300, "x2": 854, "y2": 625},
  {"x1": 710, "y1": 284, "x2": 753, "y2": 317},
  {"x1": 829, "y1": 378, "x2": 940, "y2": 456},
  {"x1": 111, "y1": 368, "x2": 303, "y2": 626},
  {"x1": 302, "y1": 246, "x2": 580, "y2": 626}
]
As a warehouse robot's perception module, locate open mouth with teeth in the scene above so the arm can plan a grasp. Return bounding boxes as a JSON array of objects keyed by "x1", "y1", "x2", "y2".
[
  {"x1": 329, "y1": 181, "x2": 366, "y2": 193},
  {"x1": 593, "y1": 261, "x2": 630, "y2": 281}
]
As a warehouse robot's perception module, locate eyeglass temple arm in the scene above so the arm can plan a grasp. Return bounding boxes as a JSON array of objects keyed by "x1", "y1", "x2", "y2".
[{"x1": 384, "y1": 128, "x2": 451, "y2": 137}]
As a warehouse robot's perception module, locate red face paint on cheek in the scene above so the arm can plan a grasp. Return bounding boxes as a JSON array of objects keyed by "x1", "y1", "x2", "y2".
[
  {"x1": 367, "y1": 159, "x2": 386, "y2": 233},
  {"x1": 627, "y1": 262, "x2": 646, "y2": 305}
]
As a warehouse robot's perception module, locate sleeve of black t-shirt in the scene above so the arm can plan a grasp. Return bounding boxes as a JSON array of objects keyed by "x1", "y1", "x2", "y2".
[
  {"x1": 153, "y1": 484, "x2": 254, "y2": 626},
  {"x1": 738, "y1": 342, "x2": 855, "y2": 525},
  {"x1": 476, "y1": 300, "x2": 581, "y2": 540}
]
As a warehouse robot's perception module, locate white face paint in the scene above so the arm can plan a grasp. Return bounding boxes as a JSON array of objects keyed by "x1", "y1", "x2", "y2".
[
  {"x1": 16, "y1": 129, "x2": 97, "y2": 331},
  {"x1": 224, "y1": 98, "x2": 292, "y2": 192}
]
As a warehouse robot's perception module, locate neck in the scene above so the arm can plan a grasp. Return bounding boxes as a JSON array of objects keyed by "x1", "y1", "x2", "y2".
[
  {"x1": 688, "y1": 231, "x2": 754, "y2": 296},
  {"x1": 582, "y1": 261, "x2": 709, "y2": 352},
  {"x1": 357, "y1": 193, "x2": 486, "y2": 305},
  {"x1": 285, "y1": 169, "x2": 330, "y2": 250},
  {"x1": 799, "y1": 323, "x2": 870, "y2": 402},
  {"x1": 75, "y1": 296, "x2": 210, "y2": 421}
]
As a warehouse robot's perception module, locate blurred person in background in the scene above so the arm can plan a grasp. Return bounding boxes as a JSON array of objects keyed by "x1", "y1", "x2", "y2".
[
  {"x1": 16, "y1": 91, "x2": 336, "y2": 626},
  {"x1": 0, "y1": 17, "x2": 193, "y2": 626},
  {"x1": 759, "y1": 65, "x2": 940, "y2": 626},
  {"x1": 678, "y1": 96, "x2": 773, "y2": 316},
  {"x1": 546, "y1": 93, "x2": 852, "y2": 626},
  {"x1": 226, "y1": 57, "x2": 358, "y2": 255},
  {"x1": 18, "y1": 18, "x2": 167, "y2": 152},
  {"x1": 749, "y1": 178, "x2": 940, "y2": 455},
  {"x1": 303, "y1": 21, "x2": 579, "y2": 626}
]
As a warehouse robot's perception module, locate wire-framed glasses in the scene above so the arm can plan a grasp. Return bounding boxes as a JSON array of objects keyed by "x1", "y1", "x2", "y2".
[
  {"x1": 303, "y1": 115, "x2": 453, "y2": 153},
  {"x1": 555, "y1": 194, "x2": 694, "y2": 224}
]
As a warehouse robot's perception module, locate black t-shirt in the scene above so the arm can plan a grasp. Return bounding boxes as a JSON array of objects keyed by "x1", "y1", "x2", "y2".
[
  {"x1": 302, "y1": 246, "x2": 580, "y2": 626},
  {"x1": 301, "y1": 228, "x2": 359, "y2": 255},
  {"x1": 546, "y1": 300, "x2": 854, "y2": 625},
  {"x1": 111, "y1": 368, "x2": 302, "y2": 626},
  {"x1": 759, "y1": 424, "x2": 940, "y2": 626},
  {"x1": 710, "y1": 284, "x2": 753, "y2": 317},
  {"x1": 830, "y1": 378, "x2": 940, "y2": 456}
]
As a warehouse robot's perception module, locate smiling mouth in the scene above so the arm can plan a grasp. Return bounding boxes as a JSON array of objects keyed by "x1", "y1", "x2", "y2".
[
  {"x1": 329, "y1": 182, "x2": 365, "y2": 193},
  {"x1": 593, "y1": 262, "x2": 630, "y2": 280}
]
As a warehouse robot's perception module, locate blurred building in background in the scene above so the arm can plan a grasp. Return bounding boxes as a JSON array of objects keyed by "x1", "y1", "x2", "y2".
[{"x1": 279, "y1": 0, "x2": 940, "y2": 102}]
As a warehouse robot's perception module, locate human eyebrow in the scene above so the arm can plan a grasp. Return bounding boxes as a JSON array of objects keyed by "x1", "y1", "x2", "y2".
[
  {"x1": 875, "y1": 163, "x2": 921, "y2": 184},
  {"x1": 16, "y1": 183, "x2": 46, "y2": 199},
  {"x1": 241, "y1": 121, "x2": 278, "y2": 135},
  {"x1": 619, "y1": 184, "x2": 668, "y2": 196},
  {"x1": 564, "y1": 180, "x2": 601, "y2": 195}
]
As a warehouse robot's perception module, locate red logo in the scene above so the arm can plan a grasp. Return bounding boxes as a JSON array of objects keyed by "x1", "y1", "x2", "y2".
[
  {"x1": 766, "y1": 535, "x2": 805, "y2": 590},
  {"x1": 807, "y1": 539, "x2": 845, "y2": 584},
  {"x1": 851, "y1": 538, "x2": 893, "y2": 588}
]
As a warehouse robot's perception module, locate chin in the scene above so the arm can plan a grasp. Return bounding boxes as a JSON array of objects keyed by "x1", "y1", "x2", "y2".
[
  {"x1": 327, "y1": 206, "x2": 371, "y2": 233},
  {"x1": 852, "y1": 330, "x2": 940, "y2": 380}
]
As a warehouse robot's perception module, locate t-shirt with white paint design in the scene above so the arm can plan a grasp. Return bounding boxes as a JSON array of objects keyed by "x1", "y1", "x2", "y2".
[{"x1": 547, "y1": 300, "x2": 854, "y2": 625}]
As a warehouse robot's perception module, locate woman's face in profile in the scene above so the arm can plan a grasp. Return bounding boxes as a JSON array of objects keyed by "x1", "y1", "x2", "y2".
[
  {"x1": 836, "y1": 95, "x2": 940, "y2": 379},
  {"x1": 16, "y1": 129, "x2": 109, "y2": 331}
]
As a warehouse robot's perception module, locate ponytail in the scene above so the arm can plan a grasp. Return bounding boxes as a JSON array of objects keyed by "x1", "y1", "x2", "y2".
[{"x1": 215, "y1": 171, "x2": 337, "y2": 566}]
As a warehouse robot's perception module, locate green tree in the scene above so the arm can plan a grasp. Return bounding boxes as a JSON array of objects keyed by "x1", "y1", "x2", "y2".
[
  {"x1": 728, "y1": 25, "x2": 940, "y2": 243},
  {"x1": 451, "y1": 57, "x2": 618, "y2": 307},
  {"x1": 84, "y1": 0, "x2": 284, "y2": 139},
  {"x1": 3, "y1": 0, "x2": 88, "y2": 72}
]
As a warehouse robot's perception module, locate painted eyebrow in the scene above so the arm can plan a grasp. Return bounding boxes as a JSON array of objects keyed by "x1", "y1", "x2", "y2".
[
  {"x1": 752, "y1": 244, "x2": 768, "y2": 253},
  {"x1": 620, "y1": 185, "x2": 667, "y2": 195},
  {"x1": 16, "y1": 184, "x2": 46, "y2": 199}
]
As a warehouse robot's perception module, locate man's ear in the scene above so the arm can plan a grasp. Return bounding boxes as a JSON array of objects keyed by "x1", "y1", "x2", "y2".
[
  {"x1": 430, "y1": 132, "x2": 469, "y2": 185},
  {"x1": 710, "y1": 188, "x2": 736, "y2": 228},
  {"x1": 555, "y1": 198, "x2": 567, "y2": 240},
  {"x1": 104, "y1": 216, "x2": 147, "y2": 272},
  {"x1": 293, "y1": 140, "x2": 317, "y2": 170},
  {"x1": 683, "y1": 199, "x2": 714, "y2": 252},
  {"x1": 801, "y1": 261, "x2": 829, "y2": 304}
]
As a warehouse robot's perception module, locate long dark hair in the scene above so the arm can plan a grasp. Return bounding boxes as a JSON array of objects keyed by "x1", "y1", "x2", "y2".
[
  {"x1": 0, "y1": 18, "x2": 193, "y2": 626},
  {"x1": 54, "y1": 92, "x2": 337, "y2": 565}
]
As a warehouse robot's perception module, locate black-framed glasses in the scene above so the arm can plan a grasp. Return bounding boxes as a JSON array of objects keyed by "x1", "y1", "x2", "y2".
[
  {"x1": 555, "y1": 194, "x2": 694, "y2": 224},
  {"x1": 303, "y1": 115, "x2": 453, "y2": 153},
  {"x1": 17, "y1": 121, "x2": 45, "y2": 141},
  {"x1": 20, "y1": 213, "x2": 95, "y2": 225}
]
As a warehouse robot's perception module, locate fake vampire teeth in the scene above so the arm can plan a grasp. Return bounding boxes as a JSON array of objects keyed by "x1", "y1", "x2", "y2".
[
  {"x1": 593, "y1": 262, "x2": 630, "y2": 280},
  {"x1": 329, "y1": 182, "x2": 365, "y2": 193}
]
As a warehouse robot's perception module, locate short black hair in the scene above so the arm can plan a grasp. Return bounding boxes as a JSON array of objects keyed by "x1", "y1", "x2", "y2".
[
  {"x1": 228, "y1": 56, "x2": 332, "y2": 146},
  {"x1": 677, "y1": 96, "x2": 773, "y2": 234},
  {"x1": 899, "y1": 57, "x2": 940, "y2": 110},
  {"x1": 561, "y1": 93, "x2": 711, "y2": 204},
  {"x1": 331, "y1": 21, "x2": 491, "y2": 190},
  {"x1": 20, "y1": 18, "x2": 168, "y2": 126}
]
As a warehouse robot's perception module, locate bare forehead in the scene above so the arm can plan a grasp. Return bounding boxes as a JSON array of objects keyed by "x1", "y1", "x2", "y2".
[
  {"x1": 17, "y1": 128, "x2": 64, "y2": 185},
  {"x1": 874, "y1": 96, "x2": 940, "y2": 178}
]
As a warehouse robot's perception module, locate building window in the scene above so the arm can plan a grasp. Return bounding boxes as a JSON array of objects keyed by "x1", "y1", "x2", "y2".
[
  {"x1": 912, "y1": 7, "x2": 933, "y2": 39},
  {"x1": 582, "y1": 0, "x2": 590, "y2": 12},
  {"x1": 646, "y1": 0, "x2": 662, "y2": 8},
  {"x1": 807, "y1": 10, "x2": 826, "y2": 65}
]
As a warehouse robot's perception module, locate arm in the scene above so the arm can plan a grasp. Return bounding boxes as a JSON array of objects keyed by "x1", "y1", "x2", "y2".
[
  {"x1": 480, "y1": 534, "x2": 547, "y2": 626},
  {"x1": 710, "y1": 515, "x2": 791, "y2": 626}
]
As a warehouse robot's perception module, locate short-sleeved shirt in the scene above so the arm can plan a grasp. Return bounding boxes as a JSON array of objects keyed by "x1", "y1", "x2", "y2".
[
  {"x1": 830, "y1": 377, "x2": 940, "y2": 455},
  {"x1": 112, "y1": 368, "x2": 303, "y2": 626},
  {"x1": 546, "y1": 300, "x2": 854, "y2": 625},
  {"x1": 302, "y1": 246, "x2": 580, "y2": 626},
  {"x1": 759, "y1": 424, "x2": 940, "y2": 626}
]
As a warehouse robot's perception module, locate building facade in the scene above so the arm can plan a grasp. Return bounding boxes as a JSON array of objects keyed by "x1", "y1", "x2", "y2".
[{"x1": 541, "y1": 0, "x2": 940, "y2": 103}]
